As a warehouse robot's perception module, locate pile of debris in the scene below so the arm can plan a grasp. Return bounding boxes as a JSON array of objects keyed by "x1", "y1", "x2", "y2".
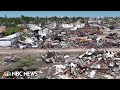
[
  {"x1": 2, "y1": 48, "x2": 120, "y2": 79},
  {"x1": 18, "y1": 37, "x2": 40, "y2": 49},
  {"x1": 106, "y1": 33, "x2": 118, "y2": 39},
  {"x1": 47, "y1": 48, "x2": 120, "y2": 79},
  {"x1": 41, "y1": 51, "x2": 62, "y2": 63},
  {"x1": 69, "y1": 35, "x2": 103, "y2": 48}
]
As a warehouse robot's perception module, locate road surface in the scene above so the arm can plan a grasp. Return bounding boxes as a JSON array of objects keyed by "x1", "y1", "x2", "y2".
[{"x1": 0, "y1": 48, "x2": 120, "y2": 54}]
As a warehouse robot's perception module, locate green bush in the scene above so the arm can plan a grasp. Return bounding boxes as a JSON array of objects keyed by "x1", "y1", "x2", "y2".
[
  {"x1": 17, "y1": 60, "x2": 34, "y2": 68},
  {"x1": 4, "y1": 26, "x2": 23, "y2": 36}
]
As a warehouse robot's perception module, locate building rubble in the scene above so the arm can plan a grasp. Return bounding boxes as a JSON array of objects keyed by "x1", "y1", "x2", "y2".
[
  {"x1": 106, "y1": 33, "x2": 118, "y2": 40},
  {"x1": 41, "y1": 51, "x2": 62, "y2": 63},
  {"x1": 36, "y1": 48, "x2": 120, "y2": 79},
  {"x1": 3, "y1": 25, "x2": 120, "y2": 49},
  {"x1": 1, "y1": 48, "x2": 120, "y2": 79}
]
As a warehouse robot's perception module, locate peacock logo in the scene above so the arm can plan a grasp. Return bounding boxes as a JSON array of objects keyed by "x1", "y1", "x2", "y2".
[{"x1": 3, "y1": 71, "x2": 12, "y2": 77}]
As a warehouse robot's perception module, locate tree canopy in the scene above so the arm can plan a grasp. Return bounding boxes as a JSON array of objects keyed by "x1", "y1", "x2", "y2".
[{"x1": 0, "y1": 15, "x2": 85, "y2": 28}]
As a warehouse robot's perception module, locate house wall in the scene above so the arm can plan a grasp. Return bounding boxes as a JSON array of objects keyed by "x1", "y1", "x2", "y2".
[
  {"x1": 0, "y1": 40, "x2": 12, "y2": 47},
  {"x1": 0, "y1": 38, "x2": 18, "y2": 47},
  {"x1": 0, "y1": 32, "x2": 22, "y2": 47},
  {"x1": 62, "y1": 24, "x2": 73, "y2": 29}
]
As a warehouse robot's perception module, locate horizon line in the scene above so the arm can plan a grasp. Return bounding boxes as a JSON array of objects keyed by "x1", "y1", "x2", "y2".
[{"x1": 0, "y1": 16, "x2": 119, "y2": 18}]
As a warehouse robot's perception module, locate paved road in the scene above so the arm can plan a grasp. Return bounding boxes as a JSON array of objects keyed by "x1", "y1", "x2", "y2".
[{"x1": 0, "y1": 48, "x2": 120, "y2": 54}]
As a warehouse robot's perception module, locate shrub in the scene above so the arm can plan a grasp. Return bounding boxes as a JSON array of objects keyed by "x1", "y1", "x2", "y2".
[{"x1": 4, "y1": 26, "x2": 23, "y2": 36}]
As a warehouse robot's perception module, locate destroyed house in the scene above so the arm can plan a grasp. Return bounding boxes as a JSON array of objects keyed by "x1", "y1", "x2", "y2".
[
  {"x1": 76, "y1": 26, "x2": 103, "y2": 36},
  {"x1": 68, "y1": 29, "x2": 77, "y2": 35},
  {"x1": 38, "y1": 28, "x2": 52, "y2": 37},
  {"x1": 0, "y1": 32, "x2": 22, "y2": 47}
]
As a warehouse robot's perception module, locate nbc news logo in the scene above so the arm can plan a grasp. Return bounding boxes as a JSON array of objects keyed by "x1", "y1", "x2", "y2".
[
  {"x1": 3, "y1": 71, "x2": 12, "y2": 77},
  {"x1": 3, "y1": 71, "x2": 39, "y2": 77}
]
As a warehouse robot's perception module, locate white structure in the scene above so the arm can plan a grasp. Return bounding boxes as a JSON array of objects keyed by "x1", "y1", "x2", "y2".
[
  {"x1": 50, "y1": 22, "x2": 57, "y2": 28},
  {"x1": 89, "y1": 24, "x2": 101, "y2": 27},
  {"x1": 70, "y1": 27, "x2": 78, "y2": 30},
  {"x1": 75, "y1": 23, "x2": 85, "y2": 28},
  {"x1": 0, "y1": 32, "x2": 22, "y2": 47},
  {"x1": 46, "y1": 22, "x2": 57, "y2": 29},
  {"x1": 28, "y1": 24, "x2": 42, "y2": 31},
  {"x1": 88, "y1": 20, "x2": 102, "y2": 24},
  {"x1": 61, "y1": 24, "x2": 73, "y2": 29},
  {"x1": 38, "y1": 28, "x2": 52, "y2": 37}
]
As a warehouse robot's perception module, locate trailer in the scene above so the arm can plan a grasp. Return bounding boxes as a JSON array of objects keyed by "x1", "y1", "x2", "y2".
[{"x1": 0, "y1": 32, "x2": 22, "y2": 47}]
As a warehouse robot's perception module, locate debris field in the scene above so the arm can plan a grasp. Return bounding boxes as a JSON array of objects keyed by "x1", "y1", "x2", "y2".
[{"x1": 1, "y1": 48, "x2": 120, "y2": 79}]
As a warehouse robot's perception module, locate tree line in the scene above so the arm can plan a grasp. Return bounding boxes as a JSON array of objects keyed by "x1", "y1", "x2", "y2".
[{"x1": 0, "y1": 15, "x2": 86, "y2": 28}]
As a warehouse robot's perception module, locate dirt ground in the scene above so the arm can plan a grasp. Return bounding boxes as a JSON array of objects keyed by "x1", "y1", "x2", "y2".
[
  {"x1": 0, "y1": 29, "x2": 120, "y2": 79},
  {"x1": 0, "y1": 48, "x2": 120, "y2": 55}
]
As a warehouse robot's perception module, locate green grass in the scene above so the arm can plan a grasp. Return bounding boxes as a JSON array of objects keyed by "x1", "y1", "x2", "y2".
[
  {"x1": 1, "y1": 54, "x2": 40, "y2": 72},
  {"x1": 14, "y1": 54, "x2": 37, "y2": 70}
]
